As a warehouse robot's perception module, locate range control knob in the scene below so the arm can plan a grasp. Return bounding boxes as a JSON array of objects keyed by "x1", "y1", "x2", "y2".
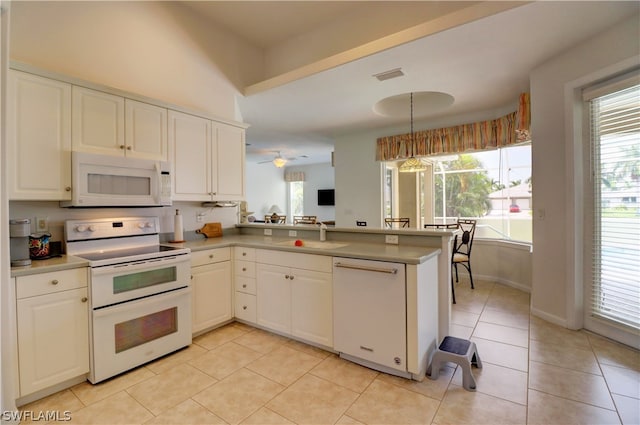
[
  {"x1": 75, "y1": 225, "x2": 88, "y2": 232},
  {"x1": 88, "y1": 225, "x2": 96, "y2": 232}
]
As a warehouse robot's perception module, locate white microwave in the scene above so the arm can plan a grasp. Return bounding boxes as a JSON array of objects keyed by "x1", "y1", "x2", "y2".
[{"x1": 61, "y1": 152, "x2": 172, "y2": 207}]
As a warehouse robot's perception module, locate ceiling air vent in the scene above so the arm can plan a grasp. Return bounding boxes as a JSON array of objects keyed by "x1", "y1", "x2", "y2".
[{"x1": 373, "y1": 68, "x2": 404, "y2": 81}]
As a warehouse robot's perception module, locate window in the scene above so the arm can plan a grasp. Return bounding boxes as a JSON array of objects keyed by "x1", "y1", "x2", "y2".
[
  {"x1": 585, "y1": 78, "x2": 639, "y2": 334},
  {"x1": 384, "y1": 145, "x2": 531, "y2": 241},
  {"x1": 289, "y1": 181, "x2": 304, "y2": 218}
]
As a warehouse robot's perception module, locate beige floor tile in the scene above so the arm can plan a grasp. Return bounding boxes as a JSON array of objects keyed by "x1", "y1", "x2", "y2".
[
  {"x1": 246, "y1": 345, "x2": 322, "y2": 386},
  {"x1": 231, "y1": 321, "x2": 258, "y2": 332},
  {"x1": 601, "y1": 364, "x2": 640, "y2": 399},
  {"x1": 529, "y1": 360, "x2": 616, "y2": 409},
  {"x1": 529, "y1": 316, "x2": 591, "y2": 350},
  {"x1": 450, "y1": 323, "x2": 474, "y2": 340},
  {"x1": 589, "y1": 333, "x2": 640, "y2": 372},
  {"x1": 479, "y1": 307, "x2": 530, "y2": 330},
  {"x1": 471, "y1": 337, "x2": 528, "y2": 372},
  {"x1": 485, "y1": 286, "x2": 530, "y2": 311},
  {"x1": 309, "y1": 354, "x2": 379, "y2": 393},
  {"x1": 452, "y1": 361, "x2": 527, "y2": 405},
  {"x1": 189, "y1": 341, "x2": 264, "y2": 380},
  {"x1": 285, "y1": 338, "x2": 332, "y2": 359},
  {"x1": 473, "y1": 321, "x2": 528, "y2": 348},
  {"x1": 70, "y1": 366, "x2": 155, "y2": 406},
  {"x1": 240, "y1": 407, "x2": 294, "y2": 424},
  {"x1": 612, "y1": 393, "x2": 640, "y2": 425},
  {"x1": 233, "y1": 328, "x2": 289, "y2": 354},
  {"x1": 145, "y1": 343, "x2": 208, "y2": 374},
  {"x1": 127, "y1": 363, "x2": 217, "y2": 415},
  {"x1": 529, "y1": 338, "x2": 601, "y2": 375},
  {"x1": 18, "y1": 389, "x2": 85, "y2": 425},
  {"x1": 346, "y1": 378, "x2": 440, "y2": 424},
  {"x1": 433, "y1": 385, "x2": 527, "y2": 424},
  {"x1": 527, "y1": 389, "x2": 620, "y2": 425},
  {"x1": 452, "y1": 298, "x2": 487, "y2": 315},
  {"x1": 193, "y1": 368, "x2": 285, "y2": 425},
  {"x1": 67, "y1": 391, "x2": 153, "y2": 424},
  {"x1": 267, "y1": 374, "x2": 359, "y2": 424},
  {"x1": 193, "y1": 324, "x2": 250, "y2": 350},
  {"x1": 144, "y1": 399, "x2": 225, "y2": 424},
  {"x1": 377, "y1": 365, "x2": 455, "y2": 401},
  {"x1": 336, "y1": 414, "x2": 365, "y2": 424},
  {"x1": 451, "y1": 309, "x2": 480, "y2": 327}
]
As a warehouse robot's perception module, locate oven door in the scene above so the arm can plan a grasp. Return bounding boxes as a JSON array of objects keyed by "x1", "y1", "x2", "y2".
[
  {"x1": 91, "y1": 255, "x2": 190, "y2": 308},
  {"x1": 89, "y1": 286, "x2": 191, "y2": 383}
]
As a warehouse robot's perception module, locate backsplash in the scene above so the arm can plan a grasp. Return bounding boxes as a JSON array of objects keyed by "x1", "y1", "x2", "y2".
[{"x1": 9, "y1": 201, "x2": 239, "y2": 251}]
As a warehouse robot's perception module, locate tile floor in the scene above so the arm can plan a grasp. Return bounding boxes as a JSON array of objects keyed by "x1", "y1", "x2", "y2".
[{"x1": 20, "y1": 279, "x2": 640, "y2": 424}]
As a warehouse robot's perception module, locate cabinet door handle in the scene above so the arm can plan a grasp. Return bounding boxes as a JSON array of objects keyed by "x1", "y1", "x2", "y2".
[
  {"x1": 191, "y1": 275, "x2": 194, "y2": 280},
  {"x1": 81, "y1": 297, "x2": 88, "y2": 303},
  {"x1": 209, "y1": 254, "x2": 214, "y2": 259},
  {"x1": 126, "y1": 146, "x2": 132, "y2": 150},
  {"x1": 119, "y1": 145, "x2": 125, "y2": 149},
  {"x1": 65, "y1": 186, "x2": 71, "y2": 192},
  {"x1": 242, "y1": 267, "x2": 247, "y2": 272},
  {"x1": 243, "y1": 305, "x2": 247, "y2": 310},
  {"x1": 285, "y1": 274, "x2": 289, "y2": 279},
  {"x1": 51, "y1": 279, "x2": 59, "y2": 285},
  {"x1": 242, "y1": 284, "x2": 247, "y2": 288},
  {"x1": 290, "y1": 275, "x2": 294, "y2": 280},
  {"x1": 242, "y1": 252, "x2": 247, "y2": 256}
]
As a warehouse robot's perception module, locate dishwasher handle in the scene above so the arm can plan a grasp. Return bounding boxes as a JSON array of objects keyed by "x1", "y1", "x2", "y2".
[{"x1": 334, "y1": 262, "x2": 398, "y2": 275}]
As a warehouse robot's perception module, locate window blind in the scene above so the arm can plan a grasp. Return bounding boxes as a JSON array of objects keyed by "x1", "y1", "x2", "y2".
[{"x1": 588, "y1": 80, "x2": 640, "y2": 330}]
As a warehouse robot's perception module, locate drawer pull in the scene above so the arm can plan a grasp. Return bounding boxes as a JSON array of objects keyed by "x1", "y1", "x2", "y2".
[
  {"x1": 242, "y1": 284, "x2": 247, "y2": 288},
  {"x1": 334, "y1": 262, "x2": 398, "y2": 274},
  {"x1": 243, "y1": 305, "x2": 247, "y2": 310},
  {"x1": 209, "y1": 254, "x2": 214, "y2": 259},
  {"x1": 81, "y1": 297, "x2": 88, "y2": 303},
  {"x1": 285, "y1": 274, "x2": 290, "y2": 279},
  {"x1": 290, "y1": 275, "x2": 294, "y2": 280},
  {"x1": 51, "y1": 279, "x2": 59, "y2": 285},
  {"x1": 242, "y1": 252, "x2": 247, "y2": 256},
  {"x1": 360, "y1": 345, "x2": 374, "y2": 352}
]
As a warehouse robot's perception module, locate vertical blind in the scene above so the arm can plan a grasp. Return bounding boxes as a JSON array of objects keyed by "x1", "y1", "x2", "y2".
[{"x1": 586, "y1": 77, "x2": 640, "y2": 330}]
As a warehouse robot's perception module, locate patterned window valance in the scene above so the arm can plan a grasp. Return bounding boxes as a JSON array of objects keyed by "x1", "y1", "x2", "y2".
[
  {"x1": 284, "y1": 171, "x2": 305, "y2": 182},
  {"x1": 376, "y1": 93, "x2": 531, "y2": 161}
]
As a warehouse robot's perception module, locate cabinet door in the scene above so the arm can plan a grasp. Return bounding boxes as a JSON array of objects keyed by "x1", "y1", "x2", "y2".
[
  {"x1": 291, "y1": 269, "x2": 333, "y2": 347},
  {"x1": 125, "y1": 99, "x2": 168, "y2": 161},
  {"x1": 7, "y1": 70, "x2": 72, "y2": 200},
  {"x1": 169, "y1": 110, "x2": 211, "y2": 201},
  {"x1": 71, "y1": 86, "x2": 125, "y2": 156},
  {"x1": 191, "y1": 261, "x2": 232, "y2": 333},
  {"x1": 256, "y1": 264, "x2": 291, "y2": 334},
  {"x1": 212, "y1": 122, "x2": 245, "y2": 200},
  {"x1": 17, "y1": 288, "x2": 89, "y2": 396}
]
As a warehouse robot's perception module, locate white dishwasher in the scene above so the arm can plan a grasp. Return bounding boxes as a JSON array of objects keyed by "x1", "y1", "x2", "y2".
[{"x1": 332, "y1": 257, "x2": 408, "y2": 377}]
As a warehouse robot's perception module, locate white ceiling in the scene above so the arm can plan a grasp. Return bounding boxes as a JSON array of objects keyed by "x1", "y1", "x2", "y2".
[{"x1": 185, "y1": 1, "x2": 638, "y2": 167}]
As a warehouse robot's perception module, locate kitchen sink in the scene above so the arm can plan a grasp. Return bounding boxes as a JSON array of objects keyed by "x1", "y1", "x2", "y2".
[{"x1": 274, "y1": 240, "x2": 348, "y2": 249}]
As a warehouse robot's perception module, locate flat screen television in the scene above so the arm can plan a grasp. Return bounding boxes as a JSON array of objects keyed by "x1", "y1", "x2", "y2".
[{"x1": 317, "y1": 189, "x2": 335, "y2": 206}]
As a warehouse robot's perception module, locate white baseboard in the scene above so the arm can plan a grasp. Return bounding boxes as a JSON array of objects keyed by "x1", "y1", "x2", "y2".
[
  {"x1": 473, "y1": 273, "x2": 531, "y2": 293},
  {"x1": 530, "y1": 307, "x2": 568, "y2": 328}
]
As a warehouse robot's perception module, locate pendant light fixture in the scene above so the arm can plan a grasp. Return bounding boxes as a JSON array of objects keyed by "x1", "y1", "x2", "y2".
[{"x1": 399, "y1": 92, "x2": 427, "y2": 173}]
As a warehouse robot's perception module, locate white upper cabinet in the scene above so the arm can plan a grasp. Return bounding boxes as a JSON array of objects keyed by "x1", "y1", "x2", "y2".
[
  {"x1": 72, "y1": 87, "x2": 168, "y2": 161},
  {"x1": 169, "y1": 110, "x2": 245, "y2": 201},
  {"x1": 72, "y1": 86, "x2": 125, "y2": 156},
  {"x1": 125, "y1": 99, "x2": 168, "y2": 161},
  {"x1": 7, "y1": 70, "x2": 72, "y2": 200}
]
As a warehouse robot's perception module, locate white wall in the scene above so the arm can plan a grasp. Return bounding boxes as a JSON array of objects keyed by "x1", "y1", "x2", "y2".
[
  {"x1": 245, "y1": 163, "x2": 287, "y2": 221},
  {"x1": 9, "y1": 1, "x2": 263, "y2": 121},
  {"x1": 529, "y1": 14, "x2": 640, "y2": 327},
  {"x1": 286, "y1": 163, "x2": 335, "y2": 222}
]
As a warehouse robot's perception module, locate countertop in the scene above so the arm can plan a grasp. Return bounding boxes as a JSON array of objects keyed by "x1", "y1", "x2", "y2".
[{"x1": 11, "y1": 234, "x2": 441, "y2": 277}]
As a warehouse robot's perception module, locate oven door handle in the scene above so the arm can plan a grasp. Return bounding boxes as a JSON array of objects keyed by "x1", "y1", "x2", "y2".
[
  {"x1": 92, "y1": 286, "x2": 191, "y2": 318},
  {"x1": 90, "y1": 255, "x2": 189, "y2": 276}
]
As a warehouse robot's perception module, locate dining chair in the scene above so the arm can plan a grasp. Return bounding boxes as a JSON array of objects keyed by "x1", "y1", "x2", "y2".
[
  {"x1": 293, "y1": 215, "x2": 317, "y2": 224},
  {"x1": 451, "y1": 219, "x2": 477, "y2": 303},
  {"x1": 265, "y1": 215, "x2": 286, "y2": 224},
  {"x1": 384, "y1": 217, "x2": 410, "y2": 228}
]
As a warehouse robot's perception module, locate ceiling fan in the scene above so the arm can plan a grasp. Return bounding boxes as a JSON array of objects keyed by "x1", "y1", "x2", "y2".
[{"x1": 258, "y1": 151, "x2": 308, "y2": 168}]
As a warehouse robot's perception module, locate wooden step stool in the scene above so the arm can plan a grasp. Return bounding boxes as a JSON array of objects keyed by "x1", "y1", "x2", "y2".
[{"x1": 427, "y1": 336, "x2": 482, "y2": 391}]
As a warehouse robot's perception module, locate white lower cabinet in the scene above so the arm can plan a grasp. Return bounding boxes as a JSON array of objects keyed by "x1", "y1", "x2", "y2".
[
  {"x1": 234, "y1": 247, "x2": 257, "y2": 324},
  {"x1": 190, "y1": 248, "x2": 232, "y2": 333},
  {"x1": 256, "y1": 250, "x2": 332, "y2": 346},
  {"x1": 16, "y1": 269, "x2": 89, "y2": 396}
]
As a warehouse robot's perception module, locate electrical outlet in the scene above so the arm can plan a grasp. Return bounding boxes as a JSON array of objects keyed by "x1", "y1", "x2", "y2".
[
  {"x1": 36, "y1": 217, "x2": 49, "y2": 232},
  {"x1": 196, "y1": 213, "x2": 205, "y2": 223},
  {"x1": 264, "y1": 229, "x2": 273, "y2": 236},
  {"x1": 385, "y1": 234, "x2": 399, "y2": 244},
  {"x1": 289, "y1": 230, "x2": 297, "y2": 237}
]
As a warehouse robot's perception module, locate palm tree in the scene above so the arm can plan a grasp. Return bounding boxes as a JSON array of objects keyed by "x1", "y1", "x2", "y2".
[{"x1": 435, "y1": 154, "x2": 493, "y2": 218}]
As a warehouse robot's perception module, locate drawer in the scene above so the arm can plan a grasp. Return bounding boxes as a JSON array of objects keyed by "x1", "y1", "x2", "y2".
[
  {"x1": 234, "y1": 260, "x2": 256, "y2": 278},
  {"x1": 256, "y1": 249, "x2": 332, "y2": 273},
  {"x1": 235, "y1": 292, "x2": 256, "y2": 323},
  {"x1": 234, "y1": 246, "x2": 256, "y2": 262},
  {"x1": 16, "y1": 268, "x2": 88, "y2": 299},
  {"x1": 235, "y1": 276, "x2": 256, "y2": 295},
  {"x1": 191, "y1": 248, "x2": 231, "y2": 267}
]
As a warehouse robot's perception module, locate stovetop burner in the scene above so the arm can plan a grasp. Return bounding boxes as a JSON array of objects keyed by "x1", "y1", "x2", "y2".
[{"x1": 75, "y1": 245, "x2": 183, "y2": 262}]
